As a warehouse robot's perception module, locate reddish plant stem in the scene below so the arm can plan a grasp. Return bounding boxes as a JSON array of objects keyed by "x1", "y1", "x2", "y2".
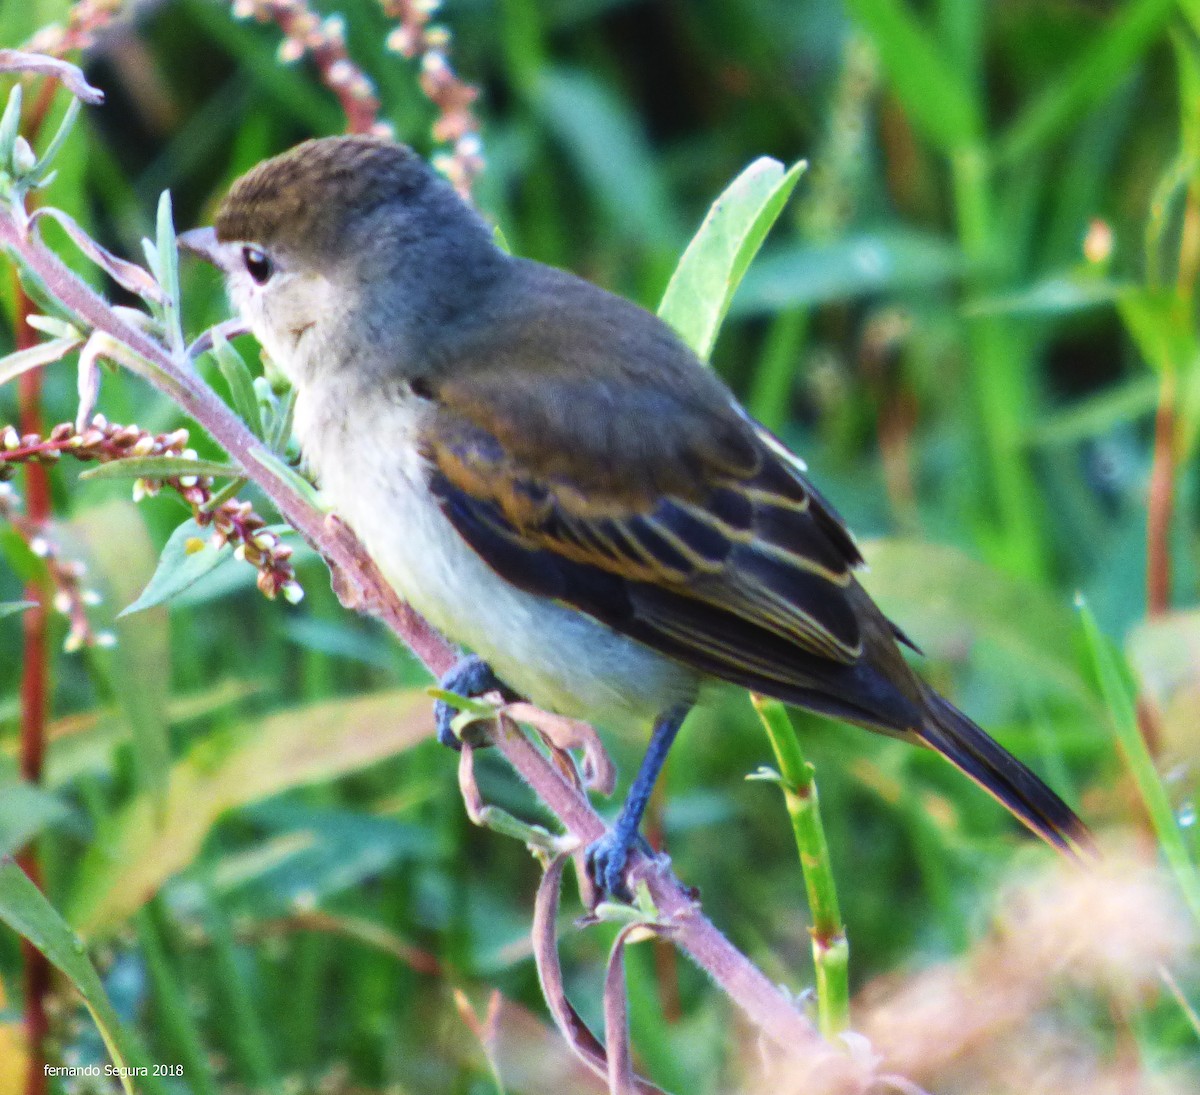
[
  {"x1": 646, "y1": 793, "x2": 683, "y2": 1024},
  {"x1": 1145, "y1": 374, "x2": 1175, "y2": 618},
  {"x1": 10, "y1": 72, "x2": 65, "y2": 1093},
  {"x1": 493, "y1": 720, "x2": 820, "y2": 1052},
  {"x1": 1138, "y1": 374, "x2": 1176, "y2": 759},
  {"x1": 13, "y1": 269, "x2": 51, "y2": 1095}
]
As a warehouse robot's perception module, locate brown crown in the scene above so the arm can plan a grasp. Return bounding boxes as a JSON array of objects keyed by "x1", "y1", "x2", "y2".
[{"x1": 214, "y1": 136, "x2": 433, "y2": 253}]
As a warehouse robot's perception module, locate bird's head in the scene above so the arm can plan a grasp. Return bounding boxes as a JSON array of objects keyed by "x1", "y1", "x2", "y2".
[{"x1": 181, "y1": 135, "x2": 500, "y2": 384}]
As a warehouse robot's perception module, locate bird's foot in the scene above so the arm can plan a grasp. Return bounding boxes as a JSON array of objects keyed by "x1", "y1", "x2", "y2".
[
  {"x1": 585, "y1": 827, "x2": 653, "y2": 903},
  {"x1": 434, "y1": 654, "x2": 517, "y2": 750}
]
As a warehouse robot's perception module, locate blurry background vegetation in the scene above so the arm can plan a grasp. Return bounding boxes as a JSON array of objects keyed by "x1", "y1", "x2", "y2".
[{"x1": 1, "y1": 0, "x2": 1199, "y2": 1092}]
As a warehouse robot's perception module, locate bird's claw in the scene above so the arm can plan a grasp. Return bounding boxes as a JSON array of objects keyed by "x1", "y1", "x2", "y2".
[
  {"x1": 585, "y1": 829, "x2": 653, "y2": 903},
  {"x1": 434, "y1": 654, "x2": 515, "y2": 750}
]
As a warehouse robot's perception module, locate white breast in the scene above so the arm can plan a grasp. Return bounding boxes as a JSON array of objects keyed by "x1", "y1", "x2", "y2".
[{"x1": 293, "y1": 380, "x2": 698, "y2": 727}]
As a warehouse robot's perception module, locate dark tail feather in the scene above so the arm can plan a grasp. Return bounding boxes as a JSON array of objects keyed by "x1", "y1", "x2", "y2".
[{"x1": 917, "y1": 690, "x2": 1093, "y2": 856}]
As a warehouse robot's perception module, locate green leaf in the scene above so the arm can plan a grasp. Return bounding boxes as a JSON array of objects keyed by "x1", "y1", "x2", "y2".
[
  {"x1": 79, "y1": 455, "x2": 243, "y2": 481},
  {"x1": 204, "y1": 804, "x2": 432, "y2": 920},
  {"x1": 156, "y1": 191, "x2": 179, "y2": 306},
  {"x1": 658, "y1": 157, "x2": 806, "y2": 360},
  {"x1": 965, "y1": 276, "x2": 1128, "y2": 318},
  {"x1": 27, "y1": 96, "x2": 81, "y2": 188},
  {"x1": 1077, "y1": 596, "x2": 1200, "y2": 926},
  {"x1": 120, "y1": 518, "x2": 233, "y2": 617},
  {"x1": 0, "y1": 860, "x2": 144, "y2": 1095},
  {"x1": 68, "y1": 502, "x2": 172, "y2": 811},
  {"x1": 1118, "y1": 288, "x2": 1198, "y2": 380},
  {"x1": 0, "y1": 781, "x2": 70, "y2": 856},
  {"x1": 0, "y1": 600, "x2": 36, "y2": 620},
  {"x1": 0, "y1": 83, "x2": 21, "y2": 169},
  {"x1": 249, "y1": 446, "x2": 323, "y2": 510},
  {"x1": 211, "y1": 330, "x2": 264, "y2": 437},
  {"x1": 844, "y1": 0, "x2": 981, "y2": 151},
  {"x1": 67, "y1": 688, "x2": 432, "y2": 936},
  {"x1": 860, "y1": 538, "x2": 1101, "y2": 711},
  {"x1": 533, "y1": 66, "x2": 682, "y2": 249},
  {"x1": 1172, "y1": 29, "x2": 1200, "y2": 156},
  {"x1": 267, "y1": 385, "x2": 297, "y2": 452},
  {"x1": 0, "y1": 335, "x2": 83, "y2": 387},
  {"x1": 1025, "y1": 375, "x2": 1160, "y2": 448},
  {"x1": 729, "y1": 230, "x2": 963, "y2": 314}
]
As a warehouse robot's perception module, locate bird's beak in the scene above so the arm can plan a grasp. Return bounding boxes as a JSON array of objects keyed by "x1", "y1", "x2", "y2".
[{"x1": 178, "y1": 226, "x2": 224, "y2": 269}]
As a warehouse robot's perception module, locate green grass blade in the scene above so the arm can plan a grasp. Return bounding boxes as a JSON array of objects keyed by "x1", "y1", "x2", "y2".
[
  {"x1": 844, "y1": 0, "x2": 981, "y2": 151},
  {"x1": 210, "y1": 330, "x2": 265, "y2": 438},
  {"x1": 79, "y1": 456, "x2": 244, "y2": 481},
  {"x1": 1077, "y1": 596, "x2": 1200, "y2": 927},
  {"x1": 66, "y1": 689, "x2": 432, "y2": 936},
  {"x1": 999, "y1": 0, "x2": 1177, "y2": 165},
  {"x1": 135, "y1": 906, "x2": 221, "y2": 1095},
  {"x1": 71, "y1": 502, "x2": 173, "y2": 813},
  {"x1": 533, "y1": 66, "x2": 682, "y2": 250},
  {"x1": 0, "y1": 860, "x2": 143, "y2": 1095}
]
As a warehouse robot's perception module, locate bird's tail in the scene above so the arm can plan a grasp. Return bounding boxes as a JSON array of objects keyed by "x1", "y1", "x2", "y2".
[{"x1": 916, "y1": 689, "x2": 1093, "y2": 856}]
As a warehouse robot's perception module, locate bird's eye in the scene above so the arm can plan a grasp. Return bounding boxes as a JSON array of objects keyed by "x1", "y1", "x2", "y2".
[{"x1": 241, "y1": 246, "x2": 273, "y2": 285}]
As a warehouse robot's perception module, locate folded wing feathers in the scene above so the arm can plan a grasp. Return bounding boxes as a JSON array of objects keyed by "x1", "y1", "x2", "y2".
[{"x1": 427, "y1": 411, "x2": 869, "y2": 674}]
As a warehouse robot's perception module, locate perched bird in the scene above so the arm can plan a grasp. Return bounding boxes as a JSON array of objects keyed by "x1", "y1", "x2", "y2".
[{"x1": 182, "y1": 136, "x2": 1089, "y2": 898}]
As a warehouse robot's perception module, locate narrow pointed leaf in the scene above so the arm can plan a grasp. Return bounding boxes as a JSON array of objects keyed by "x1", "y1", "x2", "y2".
[
  {"x1": 844, "y1": 0, "x2": 981, "y2": 151},
  {"x1": 79, "y1": 456, "x2": 242, "y2": 481},
  {"x1": 211, "y1": 331, "x2": 265, "y2": 437},
  {"x1": 0, "y1": 336, "x2": 82, "y2": 387},
  {"x1": 32, "y1": 207, "x2": 164, "y2": 303},
  {"x1": 120, "y1": 518, "x2": 234, "y2": 617},
  {"x1": 67, "y1": 688, "x2": 431, "y2": 936},
  {"x1": 659, "y1": 157, "x2": 806, "y2": 360},
  {"x1": 1077, "y1": 597, "x2": 1200, "y2": 927}
]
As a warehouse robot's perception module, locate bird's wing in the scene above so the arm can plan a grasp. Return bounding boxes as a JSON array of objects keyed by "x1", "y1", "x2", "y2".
[
  {"x1": 417, "y1": 281, "x2": 921, "y2": 732},
  {"x1": 418, "y1": 278, "x2": 1091, "y2": 854}
]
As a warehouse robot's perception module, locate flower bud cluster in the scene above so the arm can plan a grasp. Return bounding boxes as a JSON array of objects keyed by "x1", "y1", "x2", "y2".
[
  {"x1": 204, "y1": 497, "x2": 302, "y2": 604},
  {"x1": 382, "y1": 0, "x2": 483, "y2": 196},
  {"x1": 0, "y1": 479, "x2": 100, "y2": 652},
  {"x1": 232, "y1": 0, "x2": 388, "y2": 138},
  {"x1": 22, "y1": 0, "x2": 121, "y2": 57},
  {"x1": 0, "y1": 416, "x2": 303, "y2": 623},
  {"x1": 1, "y1": 417, "x2": 188, "y2": 480}
]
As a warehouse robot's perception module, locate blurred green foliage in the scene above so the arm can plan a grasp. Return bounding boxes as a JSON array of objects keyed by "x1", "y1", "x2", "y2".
[{"x1": 1, "y1": 0, "x2": 1199, "y2": 1091}]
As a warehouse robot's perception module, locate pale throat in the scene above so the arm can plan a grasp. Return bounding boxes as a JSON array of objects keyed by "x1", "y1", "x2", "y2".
[{"x1": 229, "y1": 268, "x2": 340, "y2": 387}]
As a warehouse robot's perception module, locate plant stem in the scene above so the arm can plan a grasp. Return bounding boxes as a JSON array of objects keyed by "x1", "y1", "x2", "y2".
[
  {"x1": 1079, "y1": 598, "x2": 1200, "y2": 927},
  {"x1": 1146, "y1": 372, "x2": 1176, "y2": 615},
  {"x1": 750, "y1": 696, "x2": 849, "y2": 1038},
  {"x1": 951, "y1": 146, "x2": 1045, "y2": 581},
  {"x1": 13, "y1": 263, "x2": 51, "y2": 1095},
  {"x1": 135, "y1": 905, "x2": 220, "y2": 1095},
  {"x1": 496, "y1": 716, "x2": 822, "y2": 1051}
]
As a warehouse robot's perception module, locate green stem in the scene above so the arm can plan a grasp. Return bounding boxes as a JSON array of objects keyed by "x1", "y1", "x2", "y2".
[
  {"x1": 136, "y1": 904, "x2": 220, "y2": 1095},
  {"x1": 202, "y1": 895, "x2": 283, "y2": 1094},
  {"x1": 750, "y1": 695, "x2": 849, "y2": 1038},
  {"x1": 1078, "y1": 598, "x2": 1200, "y2": 927},
  {"x1": 747, "y1": 310, "x2": 807, "y2": 432},
  {"x1": 951, "y1": 146, "x2": 1045, "y2": 580}
]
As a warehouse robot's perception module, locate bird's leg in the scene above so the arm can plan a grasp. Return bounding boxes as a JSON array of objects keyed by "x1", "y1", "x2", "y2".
[
  {"x1": 434, "y1": 654, "x2": 519, "y2": 749},
  {"x1": 586, "y1": 704, "x2": 690, "y2": 901}
]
